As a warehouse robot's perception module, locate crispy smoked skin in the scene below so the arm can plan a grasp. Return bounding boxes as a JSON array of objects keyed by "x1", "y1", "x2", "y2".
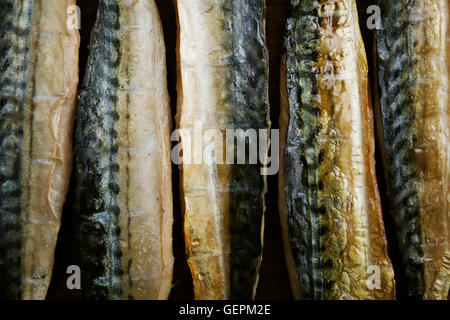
[
  {"x1": 176, "y1": 0, "x2": 270, "y2": 299},
  {"x1": 279, "y1": 0, "x2": 395, "y2": 300},
  {"x1": 0, "y1": 0, "x2": 80, "y2": 299},
  {"x1": 375, "y1": 0, "x2": 449, "y2": 300},
  {"x1": 74, "y1": 0, "x2": 173, "y2": 300}
]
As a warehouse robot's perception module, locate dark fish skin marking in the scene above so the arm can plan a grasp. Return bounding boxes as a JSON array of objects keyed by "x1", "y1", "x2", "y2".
[
  {"x1": 376, "y1": 0, "x2": 424, "y2": 299},
  {"x1": 0, "y1": 0, "x2": 34, "y2": 300},
  {"x1": 109, "y1": 182, "x2": 120, "y2": 194},
  {"x1": 26, "y1": 0, "x2": 43, "y2": 225},
  {"x1": 283, "y1": 0, "x2": 326, "y2": 300},
  {"x1": 74, "y1": 0, "x2": 124, "y2": 300},
  {"x1": 123, "y1": 35, "x2": 133, "y2": 298},
  {"x1": 221, "y1": 0, "x2": 269, "y2": 299}
]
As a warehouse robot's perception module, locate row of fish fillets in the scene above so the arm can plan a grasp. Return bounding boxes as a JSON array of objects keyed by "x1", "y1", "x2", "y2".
[
  {"x1": 0, "y1": 0, "x2": 173, "y2": 300},
  {"x1": 279, "y1": 0, "x2": 449, "y2": 300},
  {"x1": 0, "y1": 0, "x2": 448, "y2": 300}
]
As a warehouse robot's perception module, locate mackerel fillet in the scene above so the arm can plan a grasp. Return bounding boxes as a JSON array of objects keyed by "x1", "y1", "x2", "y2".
[
  {"x1": 375, "y1": 0, "x2": 450, "y2": 300},
  {"x1": 176, "y1": 0, "x2": 270, "y2": 299},
  {"x1": 0, "y1": 0, "x2": 80, "y2": 299},
  {"x1": 279, "y1": 0, "x2": 395, "y2": 300},
  {"x1": 74, "y1": 0, "x2": 173, "y2": 300}
]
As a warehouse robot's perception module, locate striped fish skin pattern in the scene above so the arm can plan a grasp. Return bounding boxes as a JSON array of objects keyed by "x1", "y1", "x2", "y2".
[
  {"x1": 0, "y1": 0, "x2": 79, "y2": 299},
  {"x1": 280, "y1": 0, "x2": 395, "y2": 299},
  {"x1": 176, "y1": 0, "x2": 269, "y2": 299},
  {"x1": 74, "y1": 0, "x2": 173, "y2": 300},
  {"x1": 376, "y1": 0, "x2": 449, "y2": 300}
]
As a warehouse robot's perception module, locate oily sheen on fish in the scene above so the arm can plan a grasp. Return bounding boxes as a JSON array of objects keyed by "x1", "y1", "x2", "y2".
[
  {"x1": 176, "y1": 0, "x2": 270, "y2": 300},
  {"x1": 279, "y1": 0, "x2": 395, "y2": 300}
]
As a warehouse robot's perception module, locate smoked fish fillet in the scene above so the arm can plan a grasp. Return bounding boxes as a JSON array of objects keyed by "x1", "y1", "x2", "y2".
[
  {"x1": 279, "y1": 0, "x2": 395, "y2": 300},
  {"x1": 176, "y1": 0, "x2": 270, "y2": 299},
  {"x1": 0, "y1": 0, "x2": 80, "y2": 299},
  {"x1": 375, "y1": 0, "x2": 450, "y2": 300},
  {"x1": 73, "y1": 0, "x2": 173, "y2": 300}
]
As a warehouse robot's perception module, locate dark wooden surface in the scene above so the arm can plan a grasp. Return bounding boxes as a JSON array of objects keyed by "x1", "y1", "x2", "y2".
[{"x1": 47, "y1": 0, "x2": 402, "y2": 300}]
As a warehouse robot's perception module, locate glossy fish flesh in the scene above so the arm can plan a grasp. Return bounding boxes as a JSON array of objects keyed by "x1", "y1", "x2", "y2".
[
  {"x1": 176, "y1": 0, "x2": 270, "y2": 299},
  {"x1": 279, "y1": 0, "x2": 395, "y2": 300}
]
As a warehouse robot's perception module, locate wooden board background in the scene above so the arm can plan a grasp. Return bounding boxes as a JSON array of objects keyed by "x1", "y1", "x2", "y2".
[{"x1": 47, "y1": 0, "x2": 408, "y2": 300}]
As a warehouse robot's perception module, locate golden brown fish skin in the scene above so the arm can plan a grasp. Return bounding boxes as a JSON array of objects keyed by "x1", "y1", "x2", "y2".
[
  {"x1": 0, "y1": 0, "x2": 80, "y2": 300},
  {"x1": 279, "y1": 0, "x2": 395, "y2": 300},
  {"x1": 375, "y1": 0, "x2": 450, "y2": 300},
  {"x1": 74, "y1": 0, "x2": 173, "y2": 300},
  {"x1": 176, "y1": 0, "x2": 270, "y2": 300}
]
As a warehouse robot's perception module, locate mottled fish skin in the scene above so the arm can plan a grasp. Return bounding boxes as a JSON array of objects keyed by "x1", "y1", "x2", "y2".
[
  {"x1": 0, "y1": 0, "x2": 33, "y2": 300},
  {"x1": 280, "y1": 0, "x2": 395, "y2": 300},
  {"x1": 176, "y1": 0, "x2": 270, "y2": 299},
  {"x1": 74, "y1": 0, "x2": 173, "y2": 300},
  {"x1": 375, "y1": 0, "x2": 449, "y2": 300},
  {"x1": 74, "y1": 0, "x2": 122, "y2": 300},
  {"x1": 0, "y1": 0, "x2": 79, "y2": 299}
]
